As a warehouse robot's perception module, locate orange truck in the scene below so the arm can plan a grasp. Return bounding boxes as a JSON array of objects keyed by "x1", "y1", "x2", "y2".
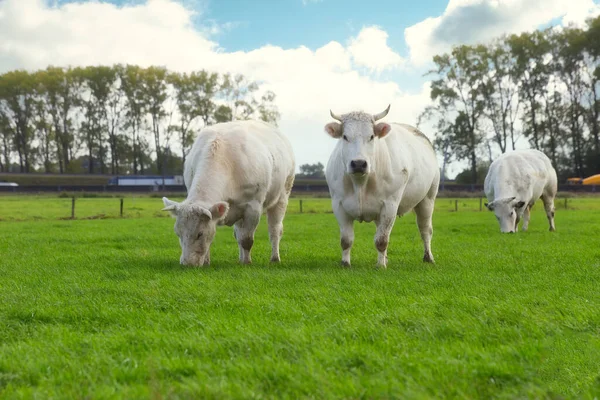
[{"x1": 567, "y1": 174, "x2": 600, "y2": 185}]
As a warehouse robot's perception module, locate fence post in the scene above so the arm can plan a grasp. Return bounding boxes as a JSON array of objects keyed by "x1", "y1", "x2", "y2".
[
  {"x1": 300, "y1": 199, "x2": 303, "y2": 213},
  {"x1": 120, "y1": 198, "x2": 124, "y2": 217},
  {"x1": 479, "y1": 197, "x2": 482, "y2": 211},
  {"x1": 564, "y1": 197, "x2": 568, "y2": 210},
  {"x1": 455, "y1": 199, "x2": 458, "y2": 212},
  {"x1": 71, "y1": 197, "x2": 75, "y2": 219}
]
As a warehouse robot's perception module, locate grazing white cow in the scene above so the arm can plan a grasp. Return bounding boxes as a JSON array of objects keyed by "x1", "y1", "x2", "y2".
[
  {"x1": 484, "y1": 149, "x2": 557, "y2": 233},
  {"x1": 324, "y1": 105, "x2": 440, "y2": 268},
  {"x1": 162, "y1": 120, "x2": 295, "y2": 266}
]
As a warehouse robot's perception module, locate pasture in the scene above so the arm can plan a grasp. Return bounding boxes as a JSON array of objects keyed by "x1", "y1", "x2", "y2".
[{"x1": 1, "y1": 195, "x2": 599, "y2": 398}]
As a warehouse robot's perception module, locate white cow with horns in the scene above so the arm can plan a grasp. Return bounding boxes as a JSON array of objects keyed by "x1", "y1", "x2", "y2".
[
  {"x1": 325, "y1": 105, "x2": 440, "y2": 268},
  {"x1": 162, "y1": 120, "x2": 295, "y2": 266},
  {"x1": 484, "y1": 149, "x2": 557, "y2": 233}
]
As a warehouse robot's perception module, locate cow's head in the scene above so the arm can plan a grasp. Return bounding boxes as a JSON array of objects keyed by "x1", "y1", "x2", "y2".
[
  {"x1": 162, "y1": 197, "x2": 229, "y2": 265},
  {"x1": 485, "y1": 196, "x2": 526, "y2": 233},
  {"x1": 324, "y1": 105, "x2": 392, "y2": 179}
]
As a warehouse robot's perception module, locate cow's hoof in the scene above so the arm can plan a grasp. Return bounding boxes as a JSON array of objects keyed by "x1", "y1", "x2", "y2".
[
  {"x1": 341, "y1": 260, "x2": 351, "y2": 268},
  {"x1": 270, "y1": 256, "x2": 281, "y2": 263},
  {"x1": 423, "y1": 254, "x2": 435, "y2": 263}
]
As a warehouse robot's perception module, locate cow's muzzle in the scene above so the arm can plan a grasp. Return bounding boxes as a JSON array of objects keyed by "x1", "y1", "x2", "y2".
[{"x1": 350, "y1": 159, "x2": 368, "y2": 174}]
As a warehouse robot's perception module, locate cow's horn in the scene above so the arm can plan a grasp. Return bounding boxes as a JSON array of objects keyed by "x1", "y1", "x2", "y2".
[
  {"x1": 373, "y1": 104, "x2": 391, "y2": 121},
  {"x1": 330, "y1": 110, "x2": 343, "y2": 122}
]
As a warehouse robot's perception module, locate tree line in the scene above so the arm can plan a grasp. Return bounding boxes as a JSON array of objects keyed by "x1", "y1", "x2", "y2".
[
  {"x1": 0, "y1": 65, "x2": 280, "y2": 175},
  {"x1": 422, "y1": 16, "x2": 600, "y2": 183}
]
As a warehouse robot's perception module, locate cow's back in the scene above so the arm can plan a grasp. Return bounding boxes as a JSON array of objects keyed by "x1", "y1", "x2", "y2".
[
  {"x1": 384, "y1": 123, "x2": 440, "y2": 210},
  {"x1": 184, "y1": 121, "x2": 295, "y2": 208},
  {"x1": 485, "y1": 149, "x2": 556, "y2": 201}
]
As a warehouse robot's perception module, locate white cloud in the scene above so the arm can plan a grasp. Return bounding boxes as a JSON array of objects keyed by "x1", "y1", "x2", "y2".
[
  {"x1": 347, "y1": 26, "x2": 404, "y2": 72},
  {"x1": 405, "y1": 0, "x2": 600, "y2": 66},
  {"x1": 0, "y1": 0, "x2": 429, "y2": 171}
]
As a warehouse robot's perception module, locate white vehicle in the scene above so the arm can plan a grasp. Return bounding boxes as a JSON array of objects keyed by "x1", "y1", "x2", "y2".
[{"x1": 0, "y1": 181, "x2": 18, "y2": 187}]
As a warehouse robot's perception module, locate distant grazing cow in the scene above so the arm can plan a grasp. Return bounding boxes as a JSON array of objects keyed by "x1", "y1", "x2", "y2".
[
  {"x1": 484, "y1": 149, "x2": 557, "y2": 233},
  {"x1": 162, "y1": 120, "x2": 295, "y2": 266},
  {"x1": 324, "y1": 105, "x2": 440, "y2": 268}
]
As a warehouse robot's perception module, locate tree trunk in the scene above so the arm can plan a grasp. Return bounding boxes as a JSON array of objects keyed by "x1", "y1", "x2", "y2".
[{"x1": 529, "y1": 96, "x2": 540, "y2": 149}]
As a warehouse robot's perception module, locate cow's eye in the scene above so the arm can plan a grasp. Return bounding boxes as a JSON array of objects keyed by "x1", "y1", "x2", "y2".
[
  {"x1": 342, "y1": 135, "x2": 349, "y2": 141},
  {"x1": 510, "y1": 211, "x2": 514, "y2": 217},
  {"x1": 196, "y1": 232, "x2": 203, "y2": 240},
  {"x1": 370, "y1": 135, "x2": 374, "y2": 141}
]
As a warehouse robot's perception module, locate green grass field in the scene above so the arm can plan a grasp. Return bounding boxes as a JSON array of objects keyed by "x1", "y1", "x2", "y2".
[{"x1": 1, "y1": 196, "x2": 599, "y2": 398}]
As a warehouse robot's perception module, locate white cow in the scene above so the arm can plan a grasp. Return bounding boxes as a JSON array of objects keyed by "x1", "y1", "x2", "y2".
[
  {"x1": 325, "y1": 105, "x2": 440, "y2": 268},
  {"x1": 484, "y1": 149, "x2": 557, "y2": 233},
  {"x1": 162, "y1": 120, "x2": 295, "y2": 266}
]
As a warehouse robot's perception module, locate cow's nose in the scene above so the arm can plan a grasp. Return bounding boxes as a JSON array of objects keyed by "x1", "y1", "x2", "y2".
[{"x1": 350, "y1": 159, "x2": 368, "y2": 173}]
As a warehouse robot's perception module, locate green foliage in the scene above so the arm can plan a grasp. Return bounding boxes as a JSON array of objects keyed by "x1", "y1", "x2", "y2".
[
  {"x1": 0, "y1": 65, "x2": 280, "y2": 175},
  {"x1": 0, "y1": 202, "x2": 599, "y2": 397},
  {"x1": 427, "y1": 45, "x2": 487, "y2": 183},
  {"x1": 426, "y1": 15, "x2": 600, "y2": 183},
  {"x1": 297, "y1": 162, "x2": 325, "y2": 179},
  {"x1": 454, "y1": 163, "x2": 490, "y2": 185}
]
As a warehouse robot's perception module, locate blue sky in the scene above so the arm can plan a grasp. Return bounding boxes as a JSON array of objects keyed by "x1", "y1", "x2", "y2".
[
  {"x1": 202, "y1": 0, "x2": 449, "y2": 92},
  {"x1": 203, "y1": 0, "x2": 447, "y2": 52}
]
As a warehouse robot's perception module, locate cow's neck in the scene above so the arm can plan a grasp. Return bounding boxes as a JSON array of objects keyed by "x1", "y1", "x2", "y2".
[
  {"x1": 348, "y1": 173, "x2": 377, "y2": 215},
  {"x1": 186, "y1": 162, "x2": 230, "y2": 207}
]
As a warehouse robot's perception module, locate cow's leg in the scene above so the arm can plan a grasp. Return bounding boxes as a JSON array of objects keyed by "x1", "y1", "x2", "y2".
[
  {"x1": 414, "y1": 197, "x2": 435, "y2": 263},
  {"x1": 542, "y1": 194, "x2": 556, "y2": 231},
  {"x1": 333, "y1": 202, "x2": 354, "y2": 267},
  {"x1": 234, "y1": 203, "x2": 262, "y2": 264},
  {"x1": 204, "y1": 245, "x2": 211, "y2": 266},
  {"x1": 522, "y1": 203, "x2": 532, "y2": 232},
  {"x1": 374, "y1": 202, "x2": 398, "y2": 268},
  {"x1": 266, "y1": 197, "x2": 289, "y2": 263}
]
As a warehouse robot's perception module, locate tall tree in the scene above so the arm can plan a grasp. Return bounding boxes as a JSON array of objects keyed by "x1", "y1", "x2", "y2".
[
  {"x1": 581, "y1": 16, "x2": 600, "y2": 174},
  {"x1": 106, "y1": 65, "x2": 126, "y2": 175},
  {"x1": 220, "y1": 73, "x2": 259, "y2": 121},
  {"x1": 481, "y1": 39, "x2": 521, "y2": 153},
  {"x1": 507, "y1": 30, "x2": 552, "y2": 151},
  {"x1": 120, "y1": 65, "x2": 146, "y2": 174},
  {"x1": 140, "y1": 66, "x2": 168, "y2": 174},
  {"x1": 555, "y1": 27, "x2": 587, "y2": 176},
  {"x1": 0, "y1": 70, "x2": 36, "y2": 172},
  {"x1": 32, "y1": 70, "x2": 55, "y2": 172},
  {"x1": 78, "y1": 65, "x2": 119, "y2": 173},
  {"x1": 168, "y1": 70, "x2": 219, "y2": 164},
  {"x1": 40, "y1": 66, "x2": 82, "y2": 173},
  {"x1": 256, "y1": 90, "x2": 281, "y2": 125},
  {"x1": 428, "y1": 45, "x2": 487, "y2": 183},
  {"x1": 0, "y1": 112, "x2": 12, "y2": 172}
]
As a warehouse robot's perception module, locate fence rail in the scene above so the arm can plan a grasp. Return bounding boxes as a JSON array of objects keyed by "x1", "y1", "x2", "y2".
[{"x1": 1, "y1": 196, "x2": 598, "y2": 222}]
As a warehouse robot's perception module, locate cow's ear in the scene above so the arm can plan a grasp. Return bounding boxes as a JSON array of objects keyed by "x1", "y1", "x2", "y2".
[
  {"x1": 325, "y1": 122, "x2": 342, "y2": 138},
  {"x1": 485, "y1": 202, "x2": 494, "y2": 211},
  {"x1": 210, "y1": 201, "x2": 229, "y2": 221},
  {"x1": 374, "y1": 122, "x2": 391, "y2": 138},
  {"x1": 162, "y1": 197, "x2": 179, "y2": 218},
  {"x1": 515, "y1": 201, "x2": 526, "y2": 209}
]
